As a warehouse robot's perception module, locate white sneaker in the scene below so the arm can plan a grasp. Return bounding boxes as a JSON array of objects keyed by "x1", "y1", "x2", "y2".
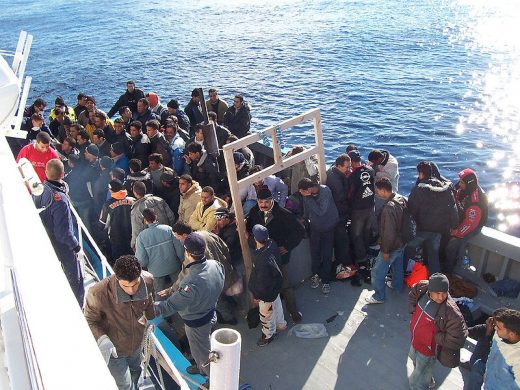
[
  {"x1": 310, "y1": 274, "x2": 321, "y2": 289},
  {"x1": 365, "y1": 295, "x2": 384, "y2": 304},
  {"x1": 322, "y1": 283, "x2": 331, "y2": 294}
]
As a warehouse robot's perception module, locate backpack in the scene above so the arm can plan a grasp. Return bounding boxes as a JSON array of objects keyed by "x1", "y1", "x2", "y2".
[{"x1": 391, "y1": 198, "x2": 416, "y2": 246}]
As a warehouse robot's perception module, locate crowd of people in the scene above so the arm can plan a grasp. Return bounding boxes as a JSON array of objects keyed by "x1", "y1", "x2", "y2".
[{"x1": 11, "y1": 83, "x2": 519, "y2": 390}]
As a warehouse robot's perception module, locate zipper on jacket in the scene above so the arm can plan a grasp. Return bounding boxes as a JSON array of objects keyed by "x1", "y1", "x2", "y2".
[{"x1": 411, "y1": 299, "x2": 431, "y2": 347}]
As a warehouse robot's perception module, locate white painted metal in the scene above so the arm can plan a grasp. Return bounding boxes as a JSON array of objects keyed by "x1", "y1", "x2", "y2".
[{"x1": 210, "y1": 328, "x2": 241, "y2": 390}]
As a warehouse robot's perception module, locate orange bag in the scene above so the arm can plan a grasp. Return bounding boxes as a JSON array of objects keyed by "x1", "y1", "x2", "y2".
[{"x1": 405, "y1": 262, "x2": 429, "y2": 288}]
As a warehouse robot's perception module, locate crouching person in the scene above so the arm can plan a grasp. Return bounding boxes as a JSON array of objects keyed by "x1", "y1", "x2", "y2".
[
  {"x1": 84, "y1": 255, "x2": 155, "y2": 390},
  {"x1": 249, "y1": 224, "x2": 286, "y2": 347}
]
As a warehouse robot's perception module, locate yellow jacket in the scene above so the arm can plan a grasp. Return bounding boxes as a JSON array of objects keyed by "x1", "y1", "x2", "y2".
[{"x1": 188, "y1": 197, "x2": 227, "y2": 232}]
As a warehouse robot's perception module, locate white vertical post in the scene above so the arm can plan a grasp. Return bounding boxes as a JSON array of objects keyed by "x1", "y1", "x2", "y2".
[
  {"x1": 313, "y1": 110, "x2": 327, "y2": 184},
  {"x1": 11, "y1": 31, "x2": 27, "y2": 75},
  {"x1": 210, "y1": 328, "x2": 241, "y2": 390}
]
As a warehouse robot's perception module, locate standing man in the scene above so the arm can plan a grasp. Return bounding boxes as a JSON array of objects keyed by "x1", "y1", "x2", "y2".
[
  {"x1": 298, "y1": 178, "x2": 339, "y2": 295},
  {"x1": 223, "y1": 94, "x2": 251, "y2": 139},
  {"x1": 205, "y1": 88, "x2": 228, "y2": 125},
  {"x1": 16, "y1": 131, "x2": 59, "y2": 182},
  {"x1": 155, "y1": 233, "x2": 224, "y2": 385},
  {"x1": 33, "y1": 159, "x2": 84, "y2": 306},
  {"x1": 365, "y1": 178, "x2": 405, "y2": 304},
  {"x1": 84, "y1": 255, "x2": 155, "y2": 390},
  {"x1": 188, "y1": 186, "x2": 227, "y2": 232},
  {"x1": 368, "y1": 149, "x2": 400, "y2": 192},
  {"x1": 184, "y1": 142, "x2": 221, "y2": 190},
  {"x1": 246, "y1": 186, "x2": 305, "y2": 322},
  {"x1": 178, "y1": 174, "x2": 202, "y2": 224},
  {"x1": 445, "y1": 168, "x2": 488, "y2": 273},
  {"x1": 167, "y1": 99, "x2": 191, "y2": 133},
  {"x1": 107, "y1": 80, "x2": 145, "y2": 117},
  {"x1": 184, "y1": 89, "x2": 205, "y2": 136},
  {"x1": 408, "y1": 273, "x2": 468, "y2": 389}
]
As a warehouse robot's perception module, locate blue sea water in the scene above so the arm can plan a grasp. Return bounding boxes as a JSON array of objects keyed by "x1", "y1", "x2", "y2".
[{"x1": 1, "y1": 0, "x2": 519, "y2": 235}]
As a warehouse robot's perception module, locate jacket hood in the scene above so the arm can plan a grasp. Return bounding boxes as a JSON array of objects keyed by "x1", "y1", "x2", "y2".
[
  {"x1": 417, "y1": 178, "x2": 451, "y2": 193},
  {"x1": 183, "y1": 180, "x2": 202, "y2": 197}
]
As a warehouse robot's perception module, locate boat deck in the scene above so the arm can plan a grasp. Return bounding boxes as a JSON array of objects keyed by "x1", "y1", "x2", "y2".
[{"x1": 232, "y1": 277, "x2": 468, "y2": 390}]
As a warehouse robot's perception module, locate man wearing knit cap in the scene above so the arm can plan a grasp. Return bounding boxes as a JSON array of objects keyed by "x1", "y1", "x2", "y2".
[
  {"x1": 155, "y1": 232, "x2": 224, "y2": 385},
  {"x1": 445, "y1": 168, "x2": 488, "y2": 273},
  {"x1": 408, "y1": 272, "x2": 468, "y2": 389},
  {"x1": 246, "y1": 185, "x2": 305, "y2": 322}
]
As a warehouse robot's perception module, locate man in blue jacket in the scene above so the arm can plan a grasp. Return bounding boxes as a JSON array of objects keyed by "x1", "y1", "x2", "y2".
[
  {"x1": 34, "y1": 159, "x2": 84, "y2": 306},
  {"x1": 298, "y1": 178, "x2": 339, "y2": 294}
]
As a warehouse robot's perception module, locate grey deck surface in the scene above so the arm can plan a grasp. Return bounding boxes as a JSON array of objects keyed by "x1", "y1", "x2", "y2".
[{"x1": 230, "y1": 279, "x2": 468, "y2": 390}]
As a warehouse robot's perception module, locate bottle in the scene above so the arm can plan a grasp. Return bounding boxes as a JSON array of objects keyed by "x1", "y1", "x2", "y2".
[{"x1": 462, "y1": 251, "x2": 471, "y2": 270}]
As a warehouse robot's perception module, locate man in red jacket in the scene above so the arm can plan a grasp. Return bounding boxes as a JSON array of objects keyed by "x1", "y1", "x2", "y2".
[
  {"x1": 16, "y1": 131, "x2": 59, "y2": 182},
  {"x1": 408, "y1": 273, "x2": 468, "y2": 389},
  {"x1": 444, "y1": 168, "x2": 488, "y2": 273}
]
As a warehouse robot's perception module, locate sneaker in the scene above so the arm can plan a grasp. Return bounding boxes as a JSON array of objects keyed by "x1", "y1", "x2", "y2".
[
  {"x1": 276, "y1": 323, "x2": 288, "y2": 332},
  {"x1": 364, "y1": 295, "x2": 384, "y2": 304},
  {"x1": 385, "y1": 280, "x2": 394, "y2": 289},
  {"x1": 290, "y1": 311, "x2": 303, "y2": 323},
  {"x1": 186, "y1": 364, "x2": 201, "y2": 375},
  {"x1": 336, "y1": 265, "x2": 357, "y2": 280},
  {"x1": 322, "y1": 283, "x2": 331, "y2": 294},
  {"x1": 429, "y1": 377, "x2": 436, "y2": 389},
  {"x1": 257, "y1": 333, "x2": 275, "y2": 347},
  {"x1": 310, "y1": 274, "x2": 321, "y2": 289}
]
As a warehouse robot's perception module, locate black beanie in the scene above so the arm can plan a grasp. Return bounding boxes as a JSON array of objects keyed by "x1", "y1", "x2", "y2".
[{"x1": 428, "y1": 273, "x2": 449, "y2": 293}]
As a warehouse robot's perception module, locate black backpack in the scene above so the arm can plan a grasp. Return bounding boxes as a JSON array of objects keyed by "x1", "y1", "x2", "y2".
[{"x1": 391, "y1": 198, "x2": 417, "y2": 246}]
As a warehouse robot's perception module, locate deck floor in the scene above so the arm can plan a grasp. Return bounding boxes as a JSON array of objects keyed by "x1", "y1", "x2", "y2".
[{"x1": 229, "y1": 278, "x2": 469, "y2": 390}]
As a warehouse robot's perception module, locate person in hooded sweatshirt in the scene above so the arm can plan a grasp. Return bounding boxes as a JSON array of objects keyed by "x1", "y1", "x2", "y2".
[
  {"x1": 408, "y1": 161, "x2": 459, "y2": 275},
  {"x1": 444, "y1": 168, "x2": 488, "y2": 273},
  {"x1": 146, "y1": 92, "x2": 169, "y2": 126}
]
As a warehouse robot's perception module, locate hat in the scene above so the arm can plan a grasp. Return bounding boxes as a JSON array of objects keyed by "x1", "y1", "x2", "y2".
[
  {"x1": 100, "y1": 156, "x2": 113, "y2": 169},
  {"x1": 111, "y1": 142, "x2": 124, "y2": 155},
  {"x1": 55, "y1": 96, "x2": 65, "y2": 106},
  {"x1": 459, "y1": 168, "x2": 477, "y2": 186},
  {"x1": 348, "y1": 150, "x2": 361, "y2": 162},
  {"x1": 252, "y1": 224, "x2": 269, "y2": 242},
  {"x1": 184, "y1": 232, "x2": 206, "y2": 256},
  {"x1": 256, "y1": 185, "x2": 273, "y2": 200},
  {"x1": 167, "y1": 99, "x2": 179, "y2": 109},
  {"x1": 86, "y1": 96, "x2": 96, "y2": 105},
  {"x1": 147, "y1": 92, "x2": 158, "y2": 107},
  {"x1": 109, "y1": 179, "x2": 124, "y2": 192},
  {"x1": 215, "y1": 207, "x2": 230, "y2": 219},
  {"x1": 233, "y1": 151, "x2": 245, "y2": 165},
  {"x1": 160, "y1": 171, "x2": 176, "y2": 183},
  {"x1": 86, "y1": 144, "x2": 99, "y2": 157},
  {"x1": 428, "y1": 273, "x2": 449, "y2": 293}
]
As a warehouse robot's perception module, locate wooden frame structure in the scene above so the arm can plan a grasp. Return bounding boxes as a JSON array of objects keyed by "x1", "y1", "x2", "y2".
[{"x1": 222, "y1": 108, "x2": 327, "y2": 283}]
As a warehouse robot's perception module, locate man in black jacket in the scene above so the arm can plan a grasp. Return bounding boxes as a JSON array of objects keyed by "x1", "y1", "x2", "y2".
[
  {"x1": 246, "y1": 186, "x2": 305, "y2": 322},
  {"x1": 408, "y1": 161, "x2": 459, "y2": 275},
  {"x1": 184, "y1": 142, "x2": 221, "y2": 190},
  {"x1": 184, "y1": 89, "x2": 205, "y2": 136},
  {"x1": 223, "y1": 94, "x2": 251, "y2": 139},
  {"x1": 129, "y1": 121, "x2": 151, "y2": 168},
  {"x1": 107, "y1": 80, "x2": 145, "y2": 117}
]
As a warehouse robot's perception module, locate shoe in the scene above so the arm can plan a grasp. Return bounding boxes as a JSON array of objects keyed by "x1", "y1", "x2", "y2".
[
  {"x1": 290, "y1": 311, "x2": 303, "y2": 323},
  {"x1": 310, "y1": 274, "x2": 320, "y2": 289},
  {"x1": 322, "y1": 283, "x2": 331, "y2": 294},
  {"x1": 364, "y1": 295, "x2": 384, "y2": 304},
  {"x1": 351, "y1": 275, "x2": 362, "y2": 287},
  {"x1": 429, "y1": 377, "x2": 436, "y2": 389},
  {"x1": 459, "y1": 360, "x2": 471, "y2": 370},
  {"x1": 336, "y1": 265, "x2": 357, "y2": 280},
  {"x1": 257, "y1": 333, "x2": 275, "y2": 347},
  {"x1": 276, "y1": 323, "x2": 288, "y2": 332},
  {"x1": 385, "y1": 280, "x2": 394, "y2": 289},
  {"x1": 186, "y1": 364, "x2": 201, "y2": 375}
]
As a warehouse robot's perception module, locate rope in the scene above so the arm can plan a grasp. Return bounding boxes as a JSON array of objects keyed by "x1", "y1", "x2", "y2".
[{"x1": 141, "y1": 324, "x2": 166, "y2": 390}]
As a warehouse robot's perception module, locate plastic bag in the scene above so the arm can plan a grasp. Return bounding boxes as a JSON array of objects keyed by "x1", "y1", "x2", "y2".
[{"x1": 288, "y1": 323, "x2": 329, "y2": 339}]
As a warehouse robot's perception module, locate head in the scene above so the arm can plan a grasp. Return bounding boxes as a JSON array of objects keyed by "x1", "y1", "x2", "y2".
[
  {"x1": 110, "y1": 142, "x2": 125, "y2": 158},
  {"x1": 119, "y1": 106, "x2": 132, "y2": 120},
  {"x1": 183, "y1": 232, "x2": 206, "y2": 262},
  {"x1": 417, "y1": 161, "x2": 432, "y2": 180},
  {"x1": 252, "y1": 224, "x2": 269, "y2": 247},
  {"x1": 428, "y1": 273, "x2": 449, "y2": 304},
  {"x1": 335, "y1": 154, "x2": 351, "y2": 174},
  {"x1": 233, "y1": 94, "x2": 243, "y2": 109},
  {"x1": 35, "y1": 131, "x2": 52, "y2": 153},
  {"x1": 129, "y1": 121, "x2": 142, "y2": 138},
  {"x1": 194, "y1": 124, "x2": 204, "y2": 142},
  {"x1": 146, "y1": 92, "x2": 159, "y2": 108},
  {"x1": 61, "y1": 137, "x2": 76, "y2": 154},
  {"x1": 76, "y1": 129, "x2": 90, "y2": 146},
  {"x1": 348, "y1": 150, "x2": 362, "y2": 167},
  {"x1": 45, "y1": 158, "x2": 64, "y2": 181},
  {"x1": 186, "y1": 142, "x2": 203, "y2": 161},
  {"x1": 110, "y1": 168, "x2": 125, "y2": 182},
  {"x1": 54, "y1": 95, "x2": 65, "y2": 110},
  {"x1": 494, "y1": 308, "x2": 520, "y2": 343},
  {"x1": 208, "y1": 111, "x2": 217, "y2": 124},
  {"x1": 77, "y1": 93, "x2": 87, "y2": 107},
  {"x1": 256, "y1": 185, "x2": 274, "y2": 211},
  {"x1": 249, "y1": 165, "x2": 264, "y2": 186},
  {"x1": 167, "y1": 99, "x2": 179, "y2": 114},
  {"x1": 113, "y1": 118, "x2": 125, "y2": 134},
  {"x1": 85, "y1": 144, "x2": 99, "y2": 162},
  {"x1": 126, "y1": 80, "x2": 135, "y2": 93},
  {"x1": 160, "y1": 171, "x2": 176, "y2": 187},
  {"x1": 172, "y1": 222, "x2": 193, "y2": 242},
  {"x1": 69, "y1": 124, "x2": 82, "y2": 140},
  {"x1": 100, "y1": 156, "x2": 113, "y2": 171},
  {"x1": 109, "y1": 179, "x2": 124, "y2": 194},
  {"x1": 191, "y1": 88, "x2": 201, "y2": 104},
  {"x1": 54, "y1": 107, "x2": 64, "y2": 122},
  {"x1": 458, "y1": 168, "x2": 478, "y2": 192},
  {"x1": 85, "y1": 96, "x2": 96, "y2": 111},
  {"x1": 298, "y1": 178, "x2": 319, "y2": 197},
  {"x1": 92, "y1": 129, "x2": 106, "y2": 145},
  {"x1": 137, "y1": 98, "x2": 149, "y2": 114},
  {"x1": 368, "y1": 150, "x2": 385, "y2": 166},
  {"x1": 165, "y1": 123, "x2": 177, "y2": 140},
  {"x1": 113, "y1": 255, "x2": 142, "y2": 296},
  {"x1": 148, "y1": 153, "x2": 163, "y2": 171},
  {"x1": 32, "y1": 98, "x2": 47, "y2": 113},
  {"x1": 375, "y1": 178, "x2": 393, "y2": 199},
  {"x1": 132, "y1": 181, "x2": 147, "y2": 199},
  {"x1": 233, "y1": 151, "x2": 245, "y2": 171},
  {"x1": 201, "y1": 186, "x2": 215, "y2": 206},
  {"x1": 129, "y1": 158, "x2": 142, "y2": 174},
  {"x1": 31, "y1": 113, "x2": 44, "y2": 129},
  {"x1": 142, "y1": 208, "x2": 157, "y2": 225},
  {"x1": 345, "y1": 144, "x2": 358, "y2": 154},
  {"x1": 145, "y1": 119, "x2": 160, "y2": 138},
  {"x1": 226, "y1": 134, "x2": 239, "y2": 145},
  {"x1": 179, "y1": 174, "x2": 193, "y2": 194},
  {"x1": 215, "y1": 207, "x2": 232, "y2": 228},
  {"x1": 208, "y1": 88, "x2": 218, "y2": 103}
]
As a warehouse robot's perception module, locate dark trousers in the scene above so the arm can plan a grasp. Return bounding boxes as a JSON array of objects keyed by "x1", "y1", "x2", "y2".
[
  {"x1": 416, "y1": 231, "x2": 441, "y2": 274},
  {"x1": 55, "y1": 245, "x2": 84, "y2": 307},
  {"x1": 333, "y1": 220, "x2": 352, "y2": 266},
  {"x1": 444, "y1": 235, "x2": 472, "y2": 274},
  {"x1": 310, "y1": 227, "x2": 335, "y2": 283},
  {"x1": 280, "y1": 263, "x2": 299, "y2": 316},
  {"x1": 350, "y1": 208, "x2": 375, "y2": 263}
]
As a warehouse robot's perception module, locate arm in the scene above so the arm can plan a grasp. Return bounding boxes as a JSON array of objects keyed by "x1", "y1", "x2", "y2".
[
  {"x1": 435, "y1": 305, "x2": 468, "y2": 350},
  {"x1": 52, "y1": 200, "x2": 80, "y2": 251},
  {"x1": 274, "y1": 178, "x2": 288, "y2": 207},
  {"x1": 154, "y1": 283, "x2": 197, "y2": 317},
  {"x1": 83, "y1": 287, "x2": 106, "y2": 341},
  {"x1": 135, "y1": 235, "x2": 149, "y2": 269},
  {"x1": 131, "y1": 210, "x2": 144, "y2": 249},
  {"x1": 188, "y1": 206, "x2": 203, "y2": 231},
  {"x1": 453, "y1": 204, "x2": 483, "y2": 238},
  {"x1": 379, "y1": 203, "x2": 399, "y2": 255},
  {"x1": 107, "y1": 95, "x2": 123, "y2": 118}
]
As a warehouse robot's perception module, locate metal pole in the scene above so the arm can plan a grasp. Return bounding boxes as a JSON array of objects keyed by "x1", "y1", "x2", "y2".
[{"x1": 210, "y1": 328, "x2": 241, "y2": 390}]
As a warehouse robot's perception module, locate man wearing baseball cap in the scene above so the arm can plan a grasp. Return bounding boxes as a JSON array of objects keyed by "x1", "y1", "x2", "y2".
[
  {"x1": 408, "y1": 273, "x2": 468, "y2": 389},
  {"x1": 155, "y1": 232, "x2": 225, "y2": 384}
]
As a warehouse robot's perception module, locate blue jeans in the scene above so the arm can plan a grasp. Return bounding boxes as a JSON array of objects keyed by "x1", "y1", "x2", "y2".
[
  {"x1": 467, "y1": 359, "x2": 486, "y2": 390},
  {"x1": 408, "y1": 346, "x2": 436, "y2": 390},
  {"x1": 416, "y1": 231, "x2": 441, "y2": 274},
  {"x1": 108, "y1": 347, "x2": 142, "y2": 390},
  {"x1": 371, "y1": 248, "x2": 404, "y2": 301}
]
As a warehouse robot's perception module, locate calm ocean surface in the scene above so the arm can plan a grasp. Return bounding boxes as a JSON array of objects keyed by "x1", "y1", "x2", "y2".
[{"x1": 1, "y1": 0, "x2": 519, "y2": 235}]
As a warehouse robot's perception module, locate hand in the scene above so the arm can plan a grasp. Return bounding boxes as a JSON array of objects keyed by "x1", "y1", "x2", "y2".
[
  {"x1": 97, "y1": 335, "x2": 118, "y2": 364},
  {"x1": 383, "y1": 253, "x2": 390, "y2": 262},
  {"x1": 450, "y1": 228, "x2": 457, "y2": 236},
  {"x1": 485, "y1": 317, "x2": 495, "y2": 336},
  {"x1": 279, "y1": 246, "x2": 288, "y2": 255},
  {"x1": 158, "y1": 287, "x2": 172, "y2": 298},
  {"x1": 252, "y1": 298, "x2": 260, "y2": 306},
  {"x1": 183, "y1": 154, "x2": 191, "y2": 164}
]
